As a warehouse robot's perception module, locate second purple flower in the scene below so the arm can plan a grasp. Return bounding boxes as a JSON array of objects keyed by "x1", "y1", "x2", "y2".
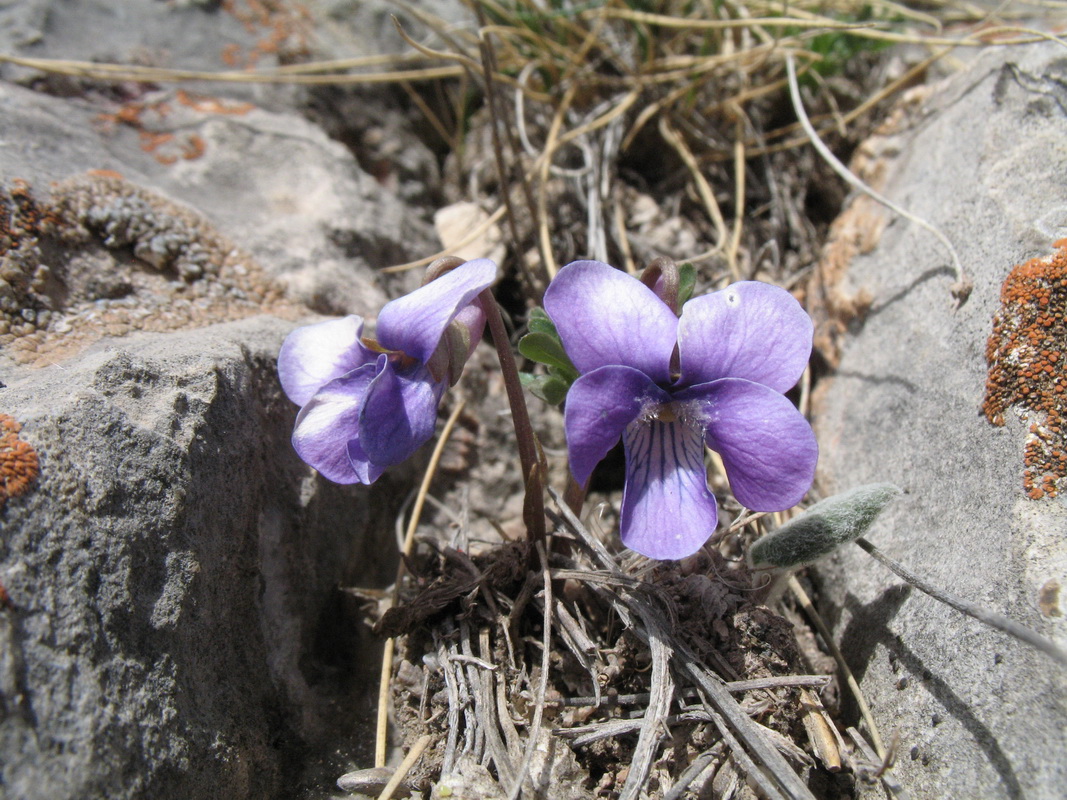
[{"x1": 278, "y1": 258, "x2": 497, "y2": 485}]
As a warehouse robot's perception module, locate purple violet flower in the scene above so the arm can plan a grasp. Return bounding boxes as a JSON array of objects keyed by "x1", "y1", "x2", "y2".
[
  {"x1": 544, "y1": 260, "x2": 818, "y2": 560},
  {"x1": 278, "y1": 258, "x2": 497, "y2": 484}
]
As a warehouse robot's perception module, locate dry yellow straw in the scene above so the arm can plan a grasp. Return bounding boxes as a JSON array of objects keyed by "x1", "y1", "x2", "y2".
[
  {"x1": 377, "y1": 734, "x2": 432, "y2": 800},
  {"x1": 374, "y1": 399, "x2": 468, "y2": 768}
]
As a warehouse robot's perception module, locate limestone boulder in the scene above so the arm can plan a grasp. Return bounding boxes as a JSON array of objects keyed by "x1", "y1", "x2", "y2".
[
  {"x1": 812, "y1": 42, "x2": 1067, "y2": 799},
  {"x1": 0, "y1": 317, "x2": 420, "y2": 799},
  {"x1": 0, "y1": 3, "x2": 448, "y2": 796}
]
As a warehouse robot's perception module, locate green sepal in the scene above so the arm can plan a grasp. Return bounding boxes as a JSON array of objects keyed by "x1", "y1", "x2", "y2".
[
  {"x1": 519, "y1": 371, "x2": 570, "y2": 406},
  {"x1": 517, "y1": 331, "x2": 579, "y2": 382},
  {"x1": 748, "y1": 483, "x2": 902, "y2": 570},
  {"x1": 527, "y1": 307, "x2": 559, "y2": 337},
  {"x1": 677, "y1": 262, "x2": 697, "y2": 307}
]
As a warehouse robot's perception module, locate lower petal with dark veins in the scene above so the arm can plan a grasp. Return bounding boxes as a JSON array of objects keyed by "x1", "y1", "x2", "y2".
[{"x1": 620, "y1": 418, "x2": 719, "y2": 560}]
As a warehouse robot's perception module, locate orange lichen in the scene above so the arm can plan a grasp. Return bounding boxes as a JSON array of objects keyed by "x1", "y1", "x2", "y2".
[
  {"x1": 139, "y1": 130, "x2": 175, "y2": 153},
  {"x1": 180, "y1": 135, "x2": 207, "y2": 161},
  {"x1": 220, "y1": 0, "x2": 312, "y2": 68},
  {"x1": 175, "y1": 90, "x2": 254, "y2": 116},
  {"x1": 0, "y1": 414, "x2": 38, "y2": 509},
  {"x1": 97, "y1": 91, "x2": 255, "y2": 166},
  {"x1": 221, "y1": 43, "x2": 243, "y2": 67},
  {"x1": 983, "y1": 245, "x2": 1067, "y2": 498},
  {"x1": 85, "y1": 169, "x2": 126, "y2": 180},
  {"x1": 1, "y1": 178, "x2": 62, "y2": 256}
]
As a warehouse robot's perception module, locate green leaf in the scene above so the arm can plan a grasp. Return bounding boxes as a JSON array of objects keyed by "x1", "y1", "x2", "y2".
[
  {"x1": 517, "y1": 331, "x2": 578, "y2": 381},
  {"x1": 527, "y1": 307, "x2": 559, "y2": 337},
  {"x1": 677, "y1": 262, "x2": 696, "y2": 307},
  {"x1": 748, "y1": 483, "x2": 902, "y2": 570},
  {"x1": 519, "y1": 372, "x2": 570, "y2": 406}
]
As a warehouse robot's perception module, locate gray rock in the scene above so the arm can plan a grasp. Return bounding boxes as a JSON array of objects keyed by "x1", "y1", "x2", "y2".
[
  {"x1": 0, "y1": 316, "x2": 416, "y2": 799},
  {"x1": 0, "y1": 0, "x2": 444, "y2": 315},
  {"x1": 1, "y1": 1, "x2": 301, "y2": 96},
  {"x1": 812, "y1": 43, "x2": 1067, "y2": 799},
  {"x1": 0, "y1": 76, "x2": 432, "y2": 317},
  {"x1": 313, "y1": 0, "x2": 474, "y2": 57},
  {"x1": 0, "y1": 4, "x2": 449, "y2": 795}
]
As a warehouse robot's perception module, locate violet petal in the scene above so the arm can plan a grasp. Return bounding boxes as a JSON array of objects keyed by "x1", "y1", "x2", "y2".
[
  {"x1": 291, "y1": 365, "x2": 383, "y2": 484},
  {"x1": 346, "y1": 439, "x2": 386, "y2": 485},
  {"x1": 677, "y1": 281, "x2": 812, "y2": 392},
  {"x1": 680, "y1": 378, "x2": 817, "y2": 511},
  {"x1": 544, "y1": 260, "x2": 678, "y2": 384},
  {"x1": 376, "y1": 258, "x2": 497, "y2": 364},
  {"x1": 563, "y1": 365, "x2": 669, "y2": 485},
  {"x1": 620, "y1": 418, "x2": 719, "y2": 560},
  {"x1": 278, "y1": 315, "x2": 376, "y2": 407},
  {"x1": 359, "y1": 358, "x2": 444, "y2": 466}
]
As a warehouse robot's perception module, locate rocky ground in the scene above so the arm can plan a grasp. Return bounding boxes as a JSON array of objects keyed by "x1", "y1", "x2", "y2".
[{"x1": 0, "y1": 2, "x2": 1064, "y2": 799}]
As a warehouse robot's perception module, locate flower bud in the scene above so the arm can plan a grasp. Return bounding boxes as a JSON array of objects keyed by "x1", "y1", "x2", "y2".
[{"x1": 747, "y1": 483, "x2": 902, "y2": 570}]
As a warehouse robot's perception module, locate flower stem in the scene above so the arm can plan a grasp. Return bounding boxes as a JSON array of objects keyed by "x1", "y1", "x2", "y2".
[
  {"x1": 480, "y1": 288, "x2": 547, "y2": 544},
  {"x1": 563, "y1": 474, "x2": 587, "y2": 517}
]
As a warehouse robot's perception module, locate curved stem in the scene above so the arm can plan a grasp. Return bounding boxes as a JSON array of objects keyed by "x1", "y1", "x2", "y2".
[{"x1": 480, "y1": 288, "x2": 546, "y2": 544}]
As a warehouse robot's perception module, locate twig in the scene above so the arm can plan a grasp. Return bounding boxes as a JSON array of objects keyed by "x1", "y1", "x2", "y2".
[
  {"x1": 449, "y1": 621, "x2": 477, "y2": 763},
  {"x1": 383, "y1": 204, "x2": 509, "y2": 274},
  {"x1": 848, "y1": 727, "x2": 910, "y2": 800},
  {"x1": 449, "y1": 653, "x2": 498, "y2": 671},
  {"x1": 728, "y1": 110, "x2": 747, "y2": 280},
  {"x1": 552, "y1": 600, "x2": 602, "y2": 706},
  {"x1": 377, "y1": 734, "x2": 431, "y2": 800},
  {"x1": 618, "y1": 606, "x2": 673, "y2": 800},
  {"x1": 662, "y1": 744, "x2": 723, "y2": 800},
  {"x1": 536, "y1": 82, "x2": 579, "y2": 281},
  {"x1": 547, "y1": 674, "x2": 831, "y2": 708},
  {"x1": 788, "y1": 575, "x2": 886, "y2": 759},
  {"x1": 435, "y1": 628, "x2": 462, "y2": 774},
  {"x1": 485, "y1": 626, "x2": 524, "y2": 764},
  {"x1": 459, "y1": 619, "x2": 488, "y2": 766},
  {"x1": 784, "y1": 53, "x2": 971, "y2": 302},
  {"x1": 398, "y1": 80, "x2": 454, "y2": 149},
  {"x1": 798, "y1": 687, "x2": 842, "y2": 773},
  {"x1": 690, "y1": 688, "x2": 793, "y2": 800},
  {"x1": 588, "y1": 9, "x2": 1051, "y2": 47},
  {"x1": 756, "y1": 721, "x2": 816, "y2": 767},
  {"x1": 613, "y1": 193, "x2": 638, "y2": 275},
  {"x1": 402, "y1": 400, "x2": 467, "y2": 560},
  {"x1": 547, "y1": 489, "x2": 816, "y2": 800},
  {"x1": 0, "y1": 51, "x2": 466, "y2": 84},
  {"x1": 685, "y1": 659, "x2": 815, "y2": 800},
  {"x1": 507, "y1": 541, "x2": 553, "y2": 800},
  {"x1": 374, "y1": 639, "x2": 396, "y2": 770},
  {"x1": 390, "y1": 17, "x2": 484, "y2": 77},
  {"x1": 475, "y1": 5, "x2": 550, "y2": 293},
  {"x1": 855, "y1": 537, "x2": 1067, "y2": 667},
  {"x1": 658, "y1": 117, "x2": 729, "y2": 263},
  {"x1": 375, "y1": 400, "x2": 467, "y2": 767}
]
